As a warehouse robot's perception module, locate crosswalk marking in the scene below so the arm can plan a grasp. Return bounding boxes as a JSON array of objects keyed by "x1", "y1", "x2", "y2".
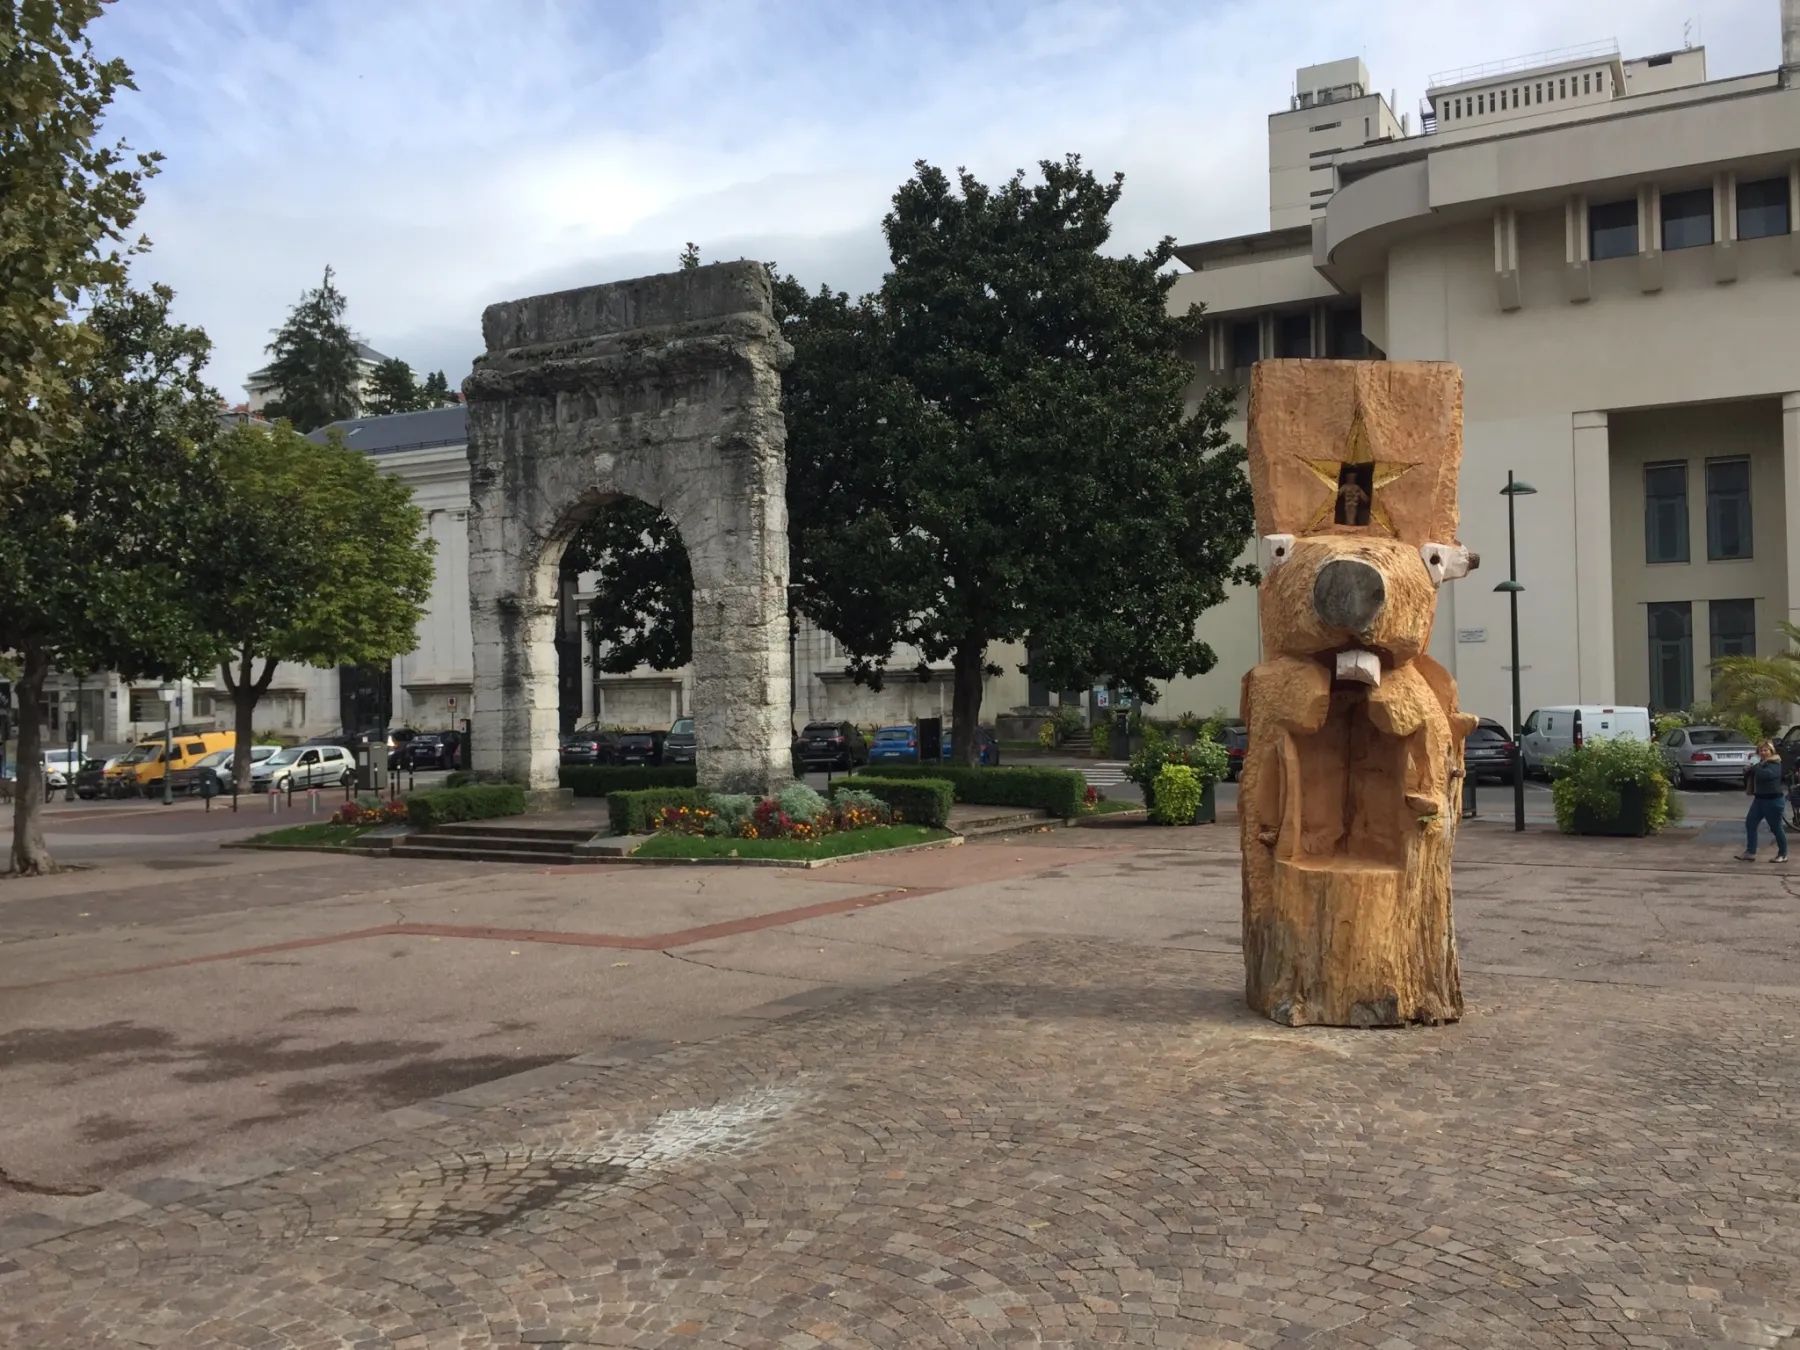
[{"x1": 1082, "y1": 762, "x2": 1130, "y2": 786}]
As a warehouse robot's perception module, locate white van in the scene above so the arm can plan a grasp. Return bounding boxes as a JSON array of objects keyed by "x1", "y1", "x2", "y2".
[{"x1": 1519, "y1": 705, "x2": 1652, "y2": 776}]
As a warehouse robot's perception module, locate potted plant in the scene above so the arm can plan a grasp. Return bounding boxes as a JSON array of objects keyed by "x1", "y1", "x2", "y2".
[
  {"x1": 1128, "y1": 725, "x2": 1230, "y2": 824},
  {"x1": 1549, "y1": 737, "x2": 1677, "y2": 837}
]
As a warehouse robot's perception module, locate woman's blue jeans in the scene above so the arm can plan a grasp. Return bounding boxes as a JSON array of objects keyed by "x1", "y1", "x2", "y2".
[{"x1": 1745, "y1": 797, "x2": 1787, "y2": 856}]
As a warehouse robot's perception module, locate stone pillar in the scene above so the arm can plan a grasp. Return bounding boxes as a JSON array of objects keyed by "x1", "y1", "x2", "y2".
[
  {"x1": 464, "y1": 262, "x2": 793, "y2": 796},
  {"x1": 1571, "y1": 411, "x2": 1616, "y2": 703},
  {"x1": 1784, "y1": 393, "x2": 1800, "y2": 638}
]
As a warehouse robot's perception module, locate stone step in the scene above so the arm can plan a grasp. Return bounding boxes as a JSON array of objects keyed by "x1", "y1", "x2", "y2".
[
  {"x1": 398, "y1": 832, "x2": 582, "y2": 857},
  {"x1": 388, "y1": 840, "x2": 584, "y2": 865},
  {"x1": 431, "y1": 822, "x2": 599, "y2": 843},
  {"x1": 953, "y1": 809, "x2": 1063, "y2": 839}
]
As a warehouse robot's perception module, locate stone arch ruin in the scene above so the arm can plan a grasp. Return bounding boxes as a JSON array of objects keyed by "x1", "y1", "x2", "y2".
[{"x1": 463, "y1": 262, "x2": 793, "y2": 795}]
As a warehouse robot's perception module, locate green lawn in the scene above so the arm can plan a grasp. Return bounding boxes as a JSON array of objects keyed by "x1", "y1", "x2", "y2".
[
  {"x1": 244, "y1": 822, "x2": 378, "y2": 848},
  {"x1": 633, "y1": 824, "x2": 950, "y2": 861}
]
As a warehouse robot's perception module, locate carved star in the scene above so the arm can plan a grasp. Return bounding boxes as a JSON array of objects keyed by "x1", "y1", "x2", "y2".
[{"x1": 1301, "y1": 409, "x2": 1413, "y2": 534}]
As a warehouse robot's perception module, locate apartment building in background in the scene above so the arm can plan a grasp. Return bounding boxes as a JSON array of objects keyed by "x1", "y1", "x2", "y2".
[{"x1": 1167, "y1": 0, "x2": 1800, "y2": 723}]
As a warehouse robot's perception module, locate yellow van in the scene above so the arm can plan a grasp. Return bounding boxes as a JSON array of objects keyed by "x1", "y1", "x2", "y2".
[{"x1": 104, "y1": 731, "x2": 236, "y2": 796}]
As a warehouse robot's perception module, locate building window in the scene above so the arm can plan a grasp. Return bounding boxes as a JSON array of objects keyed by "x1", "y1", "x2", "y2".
[
  {"x1": 1535, "y1": 82, "x2": 1542, "y2": 102},
  {"x1": 1276, "y1": 311, "x2": 1312, "y2": 358},
  {"x1": 1705, "y1": 457, "x2": 1752, "y2": 560},
  {"x1": 1661, "y1": 187, "x2": 1713, "y2": 250},
  {"x1": 1589, "y1": 198, "x2": 1638, "y2": 260},
  {"x1": 1582, "y1": 73, "x2": 1591, "y2": 94},
  {"x1": 1643, "y1": 461, "x2": 1689, "y2": 564},
  {"x1": 1230, "y1": 319, "x2": 1260, "y2": 370},
  {"x1": 1647, "y1": 601, "x2": 1694, "y2": 711},
  {"x1": 1559, "y1": 78, "x2": 1567, "y2": 98},
  {"x1": 1737, "y1": 176, "x2": 1792, "y2": 240},
  {"x1": 1327, "y1": 306, "x2": 1367, "y2": 358},
  {"x1": 192, "y1": 690, "x2": 215, "y2": 718},
  {"x1": 1709, "y1": 599, "x2": 1756, "y2": 661}
]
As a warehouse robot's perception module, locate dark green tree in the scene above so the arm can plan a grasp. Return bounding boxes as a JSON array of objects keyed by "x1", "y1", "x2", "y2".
[
  {"x1": 363, "y1": 356, "x2": 423, "y2": 415},
  {"x1": 0, "y1": 284, "x2": 224, "y2": 874},
  {"x1": 204, "y1": 421, "x2": 435, "y2": 791},
  {"x1": 262, "y1": 265, "x2": 360, "y2": 431},
  {"x1": 0, "y1": 0, "x2": 161, "y2": 492},
  {"x1": 678, "y1": 242, "x2": 700, "y2": 270},
  {"x1": 421, "y1": 369, "x2": 457, "y2": 406},
  {"x1": 788, "y1": 157, "x2": 1254, "y2": 761},
  {"x1": 564, "y1": 499, "x2": 692, "y2": 673}
]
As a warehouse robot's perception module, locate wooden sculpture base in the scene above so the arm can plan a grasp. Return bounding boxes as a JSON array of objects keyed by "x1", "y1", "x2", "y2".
[{"x1": 1241, "y1": 657, "x2": 1465, "y2": 1028}]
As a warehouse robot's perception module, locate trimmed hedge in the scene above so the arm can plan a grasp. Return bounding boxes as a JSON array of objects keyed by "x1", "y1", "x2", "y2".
[
  {"x1": 562, "y1": 765, "x2": 697, "y2": 797},
  {"x1": 839, "y1": 776, "x2": 953, "y2": 829},
  {"x1": 852, "y1": 764, "x2": 1086, "y2": 818},
  {"x1": 608, "y1": 787, "x2": 710, "y2": 836},
  {"x1": 406, "y1": 783, "x2": 527, "y2": 828}
]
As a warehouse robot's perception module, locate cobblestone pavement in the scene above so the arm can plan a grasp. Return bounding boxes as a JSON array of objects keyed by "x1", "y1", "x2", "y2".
[{"x1": 3, "y1": 940, "x2": 1795, "y2": 1349}]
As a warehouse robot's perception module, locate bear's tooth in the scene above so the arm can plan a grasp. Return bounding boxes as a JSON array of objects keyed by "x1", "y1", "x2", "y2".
[{"x1": 1335, "y1": 649, "x2": 1381, "y2": 686}]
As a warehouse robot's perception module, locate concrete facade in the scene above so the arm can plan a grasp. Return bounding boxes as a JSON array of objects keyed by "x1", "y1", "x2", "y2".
[
  {"x1": 462, "y1": 263, "x2": 794, "y2": 795},
  {"x1": 1173, "y1": 7, "x2": 1800, "y2": 723}
]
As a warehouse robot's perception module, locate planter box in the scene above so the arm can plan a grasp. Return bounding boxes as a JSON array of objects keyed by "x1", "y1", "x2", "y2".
[
  {"x1": 1143, "y1": 779, "x2": 1217, "y2": 825},
  {"x1": 1571, "y1": 784, "x2": 1649, "y2": 837}
]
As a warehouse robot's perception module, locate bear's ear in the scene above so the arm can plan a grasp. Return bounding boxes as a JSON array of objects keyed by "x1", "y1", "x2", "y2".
[
  {"x1": 1419, "y1": 542, "x2": 1478, "y2": 585},
  {"x1": 1260, "y1": 533, "x2": 1295, "y2": 572}
]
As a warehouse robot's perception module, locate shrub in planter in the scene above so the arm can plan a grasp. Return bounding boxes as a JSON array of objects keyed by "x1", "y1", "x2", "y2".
[
  {"x1": 406, "y1": 783, "x2": 527, "y2": 828},
  {"x1": 1549, "y1": 738, "x2": 1675, "y2": 836},
  {"x1": 1150, "y1": 763, "x2": 1201, "y2": 825},
  {"x1": 845, "y1": 776, "x2": 954, "y2": 828},
  {"x1": 609, "y1": 787, "x2": 710, "y2": 835},
  {"x1": 1128, "y1": 727, "x2": 1229, "y2": 818},
  {"x1": 562, "y1": 765, "x2": 697, "y2": 797}
]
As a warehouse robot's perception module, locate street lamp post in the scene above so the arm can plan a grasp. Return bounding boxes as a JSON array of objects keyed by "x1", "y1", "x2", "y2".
[
  {"x1": 1496, "y1": 472, "x2": 1537, "y2": 832},
  {"x1": 161, "y1": 685, "x2": 175, "y2": 807},
  {"x1": 786, "y1": 583, "x2": 803, "y2": 737}
]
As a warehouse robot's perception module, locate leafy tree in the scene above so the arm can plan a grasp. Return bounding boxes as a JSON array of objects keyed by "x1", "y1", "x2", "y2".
[
  {"x1": 787, "y1": 157, "x2": 1253, "y2": 762},
  {"x1": 262, "y1": 265, "x2": 361, "y2": 432},
  {"x1": 204, "y1": 422, "x2": 435, "y2": 790},
  {"x1": 0, "y1": 284, "x2": 223, "y2": 874},
  {"x1": 421, "y1": 369, "x2": 457, "y2": 406},
  {"x1": 678, "y1": 242, "x2": 700, "y2": 270},
  {"x1": 564, "y1": 498, "x2": 692, "y2": 673},
  {"x1": 363, "y1": 356, "x2": 423, "y2": 415},
  {"x1": 0, "y1": 0, "x2": 160, "y2": 492}
]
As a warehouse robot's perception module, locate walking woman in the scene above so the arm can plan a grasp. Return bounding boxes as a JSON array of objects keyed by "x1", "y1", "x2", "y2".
[{"x1": 1737, "y1": 740, "x2": 1789, "y2": 862}]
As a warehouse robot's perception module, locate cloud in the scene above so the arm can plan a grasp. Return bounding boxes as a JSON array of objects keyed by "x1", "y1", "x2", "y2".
[{"x1": 89, "y1": 0, "x2": 1778, "y2": 398}]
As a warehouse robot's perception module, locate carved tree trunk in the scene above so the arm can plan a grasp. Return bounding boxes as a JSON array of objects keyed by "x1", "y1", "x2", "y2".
[{"x1": 1238, "y1": 360, "x2": 1476, "y2": 1028}]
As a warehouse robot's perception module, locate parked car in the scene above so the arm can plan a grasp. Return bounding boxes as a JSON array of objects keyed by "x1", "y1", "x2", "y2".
[
  {"x1": 1217, "y1": 725, "x2": 1249, "y2": 782},
  {"x1": 1463, "y1": 718, "x2": 1517, "y2": 783},
  {"x1": 560, "y1": 725, "x2": 621, "y2": 766},
  {"x1": 615, "y1": 729, "x2": 666, "y2": 766},
  {"x1": 169, "y1": 745, "x2": 279, "y2": 796},
  {"x1": 103, "y1": 731, "x2": 235, "y2": 796},
  {"x1": 1658, "y1": 725, "x2": 1757, "y2": 787},
  {"x1": 797, "y1": 720, "x2": 869, "y2": 771},
  {"x1": 1519, "y1": 705, "x2": 1651, "y2": 777},
  {"x1": 664, "y1": 717, "x2": 696, "y2": 766},
  {"x1": 1774, "y1": 723, "x2": 1800, "y2": 781},
  {"x1": 73, "y1": 757, "x2": 109, "y2": 799},
  {"x1": 401, "y1": 730, "x2": 462, "y2": 770},
  {"x1": 42, "y1": 748, "x2": 82, "y2": 790},
  {"x1": 250, "y1": 743, "x2": 356, "y2": 792},
  {"x1": 940, "y1": 725, "x2": 1000, "y2": 766},
  {"x1": 867, "y1": 724, "x2": 921, "y2": 766}
]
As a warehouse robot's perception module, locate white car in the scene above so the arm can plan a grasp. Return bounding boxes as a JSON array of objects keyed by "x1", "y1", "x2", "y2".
[
  {"x1": 1519, "y1": 705, "x2": 1651, "y2": 777},
  {"x1": 249, "y1": 744, "x2": 356, "y2": 792},
  {"x1": 42, "y1": 748, "x2": 83, "y2": 790}
]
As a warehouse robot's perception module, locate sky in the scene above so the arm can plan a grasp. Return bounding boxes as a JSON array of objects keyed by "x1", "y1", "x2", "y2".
[{"x1": 91, "y1": 0, "x2": 1781, "y2": 402}]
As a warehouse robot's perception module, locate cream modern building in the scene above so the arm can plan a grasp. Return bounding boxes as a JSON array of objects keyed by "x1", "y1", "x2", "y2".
[{"x1": 1170, "y1": 1, "x2": 1800, "y2": 723}]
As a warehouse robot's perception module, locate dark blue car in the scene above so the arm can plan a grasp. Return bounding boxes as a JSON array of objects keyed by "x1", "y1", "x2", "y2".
[{"x1": 941, "y1": 725, "x2": 1001, "y2": 765}]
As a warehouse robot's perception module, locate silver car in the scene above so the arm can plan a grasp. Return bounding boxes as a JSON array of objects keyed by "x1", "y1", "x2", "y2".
[
  {"x1": 250, "y1": 744, "x2": 356, "y2": 793},
  {"x1": 1658, "y1": 725, "x2": 1756, "y2": 786}
]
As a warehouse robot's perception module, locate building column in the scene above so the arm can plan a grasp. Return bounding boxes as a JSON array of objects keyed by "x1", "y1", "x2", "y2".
[
  {"x1": 1572, "y1": 411, "x2": 1616, "y2": 702},
  {"x1": 1784, "y1": 393, "x2": 1800, "y2": 636}
]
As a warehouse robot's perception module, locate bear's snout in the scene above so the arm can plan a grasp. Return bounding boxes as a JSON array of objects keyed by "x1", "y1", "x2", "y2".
[{"x1": 1311, "y1": 557, "x2": 1386, "y2": 636}]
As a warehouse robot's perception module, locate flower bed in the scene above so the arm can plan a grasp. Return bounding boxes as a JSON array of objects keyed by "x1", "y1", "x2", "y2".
[
  {"x1": 331, "y1": 798, "x2": 410, "y2": 827},
  {"x1": 652, "y1": 783, "x2": 898, "y2": 841}
]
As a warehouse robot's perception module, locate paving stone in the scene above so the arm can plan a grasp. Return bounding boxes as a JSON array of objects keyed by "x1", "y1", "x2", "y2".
[{"x1": 3, "y1": 940, "x2": 1796, "y2": 1348}]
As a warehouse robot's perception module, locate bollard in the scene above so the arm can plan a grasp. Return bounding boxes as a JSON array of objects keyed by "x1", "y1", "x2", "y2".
[
  {"x1": 309, "y1": 789, "x2": 320, "y2": 816},
  {"x1": 268, "y1": 789, "x2": 278, "y2": 814}
]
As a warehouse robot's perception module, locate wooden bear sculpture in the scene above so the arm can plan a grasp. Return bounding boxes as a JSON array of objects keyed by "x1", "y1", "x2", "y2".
[{"x1": 1240, "y1": 360, "x2": 1479, "y2": 1028}]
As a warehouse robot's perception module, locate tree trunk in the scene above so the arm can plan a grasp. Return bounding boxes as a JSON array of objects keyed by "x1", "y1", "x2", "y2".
[
  {"x1": 949, "y1": 640, "x2": 986, "y2": 766},
  {"x1": 9, "y1": 643, "x2": 54, "y2": 876},
  {"x1": 224, "y1": 649, "x2": 277, "y2": 794}
]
